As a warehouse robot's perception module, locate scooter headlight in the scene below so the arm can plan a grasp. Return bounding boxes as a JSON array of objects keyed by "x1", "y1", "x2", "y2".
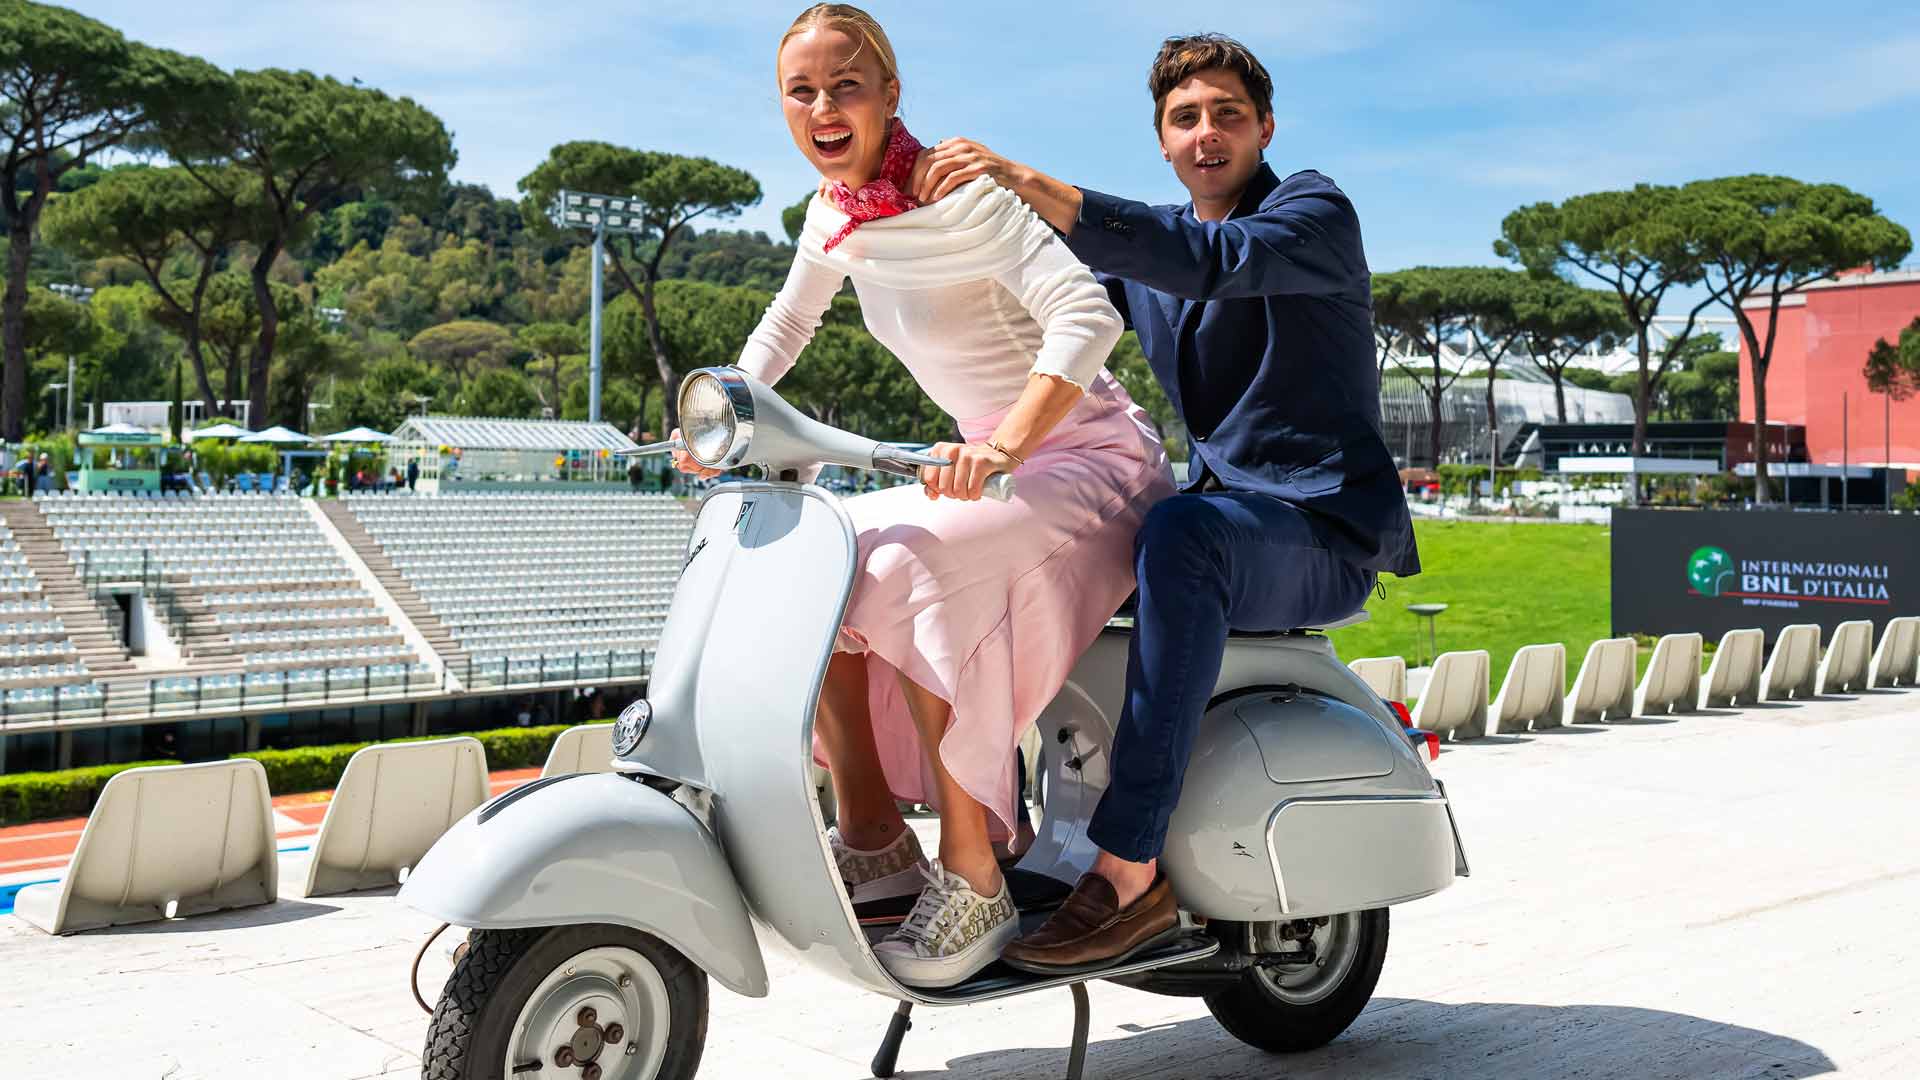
[
  {"x1": 613, "y1": 699, "x2": 652, "y2": 756},
  {"x1": 679, "y1": 369, "x2": 754, "y2": 468}
]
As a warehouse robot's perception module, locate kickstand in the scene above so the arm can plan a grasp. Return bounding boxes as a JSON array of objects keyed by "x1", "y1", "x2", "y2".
[
  {"x1": 1066, "y1": 982, "x2": 1089, "y2": 1080},
  {"x1": 870, "y1": 1000, "x2": 913, "y2": 1078}
]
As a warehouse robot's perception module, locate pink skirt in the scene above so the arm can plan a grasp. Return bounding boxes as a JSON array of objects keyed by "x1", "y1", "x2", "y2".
[{"x1": 822, "y1": 371, "x2": 1174, "y2": 837}]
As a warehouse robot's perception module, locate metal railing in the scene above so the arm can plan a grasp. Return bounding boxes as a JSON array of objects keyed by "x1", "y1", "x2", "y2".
[{"x1": 0, "y1": 647, "x2": 655, "y2": 729}]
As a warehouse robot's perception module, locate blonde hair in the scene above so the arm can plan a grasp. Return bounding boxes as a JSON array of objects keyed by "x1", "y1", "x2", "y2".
[{"x1": 778, "y1": 4, "x2": 902, "y2": 92}]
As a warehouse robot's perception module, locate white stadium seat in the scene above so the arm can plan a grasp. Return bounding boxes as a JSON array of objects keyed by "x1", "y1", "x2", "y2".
[
  {"x1": 1759, "y1": 624, "x2": 1822, "y2": 702},
  {"x1": 1409, "y1": 649, "x2": 1490, "y2": 740},
  {"x1": 1815, "y1": 619, "x2": 1874, "y2": 695},
  {"x1": 1490, "y1": 643, "x2": 1567, "y2": 735},
  {"x1": 1348, "y1": 656, "x2": 1407, "y2": 702},
  {"x1": 1634, "y1": 632, "x2": 1702, "y2": 716},
  {"x1": 1870, "y1": 616, "x2": 1920, "y2": 689},
  {"x1": 12, "y1": 760, "x2": 278, "y2": 935},
  {"x1": 301, "y1": 737, "x2": 490, "y2": 898},
  {"x1": 539, "y1": 723, "x2": 616, "y2": 778},
  {"x1": 1564, "y1": 637, "x2": 1638, "y2": 725},
  {"x1": 1700, "y1": 628, "x2": 1765, "y2": 708}
]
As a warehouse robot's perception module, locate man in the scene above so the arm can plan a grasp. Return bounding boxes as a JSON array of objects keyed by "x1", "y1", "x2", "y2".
[
  {"x1": 405, "y1": 458, "x2": 419, "y2": 492},
  {"x1": 916, "y1": 33, "x2": 1420, "y2": 971}
]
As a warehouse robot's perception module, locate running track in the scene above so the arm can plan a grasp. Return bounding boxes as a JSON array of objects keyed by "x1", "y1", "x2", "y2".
[{"x1": 0, "y1": 766, "x2": 543, "y2": 882}]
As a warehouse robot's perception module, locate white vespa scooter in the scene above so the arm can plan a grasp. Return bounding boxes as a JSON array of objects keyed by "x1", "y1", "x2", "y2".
[{"x1": 399, "y1": 366, "x2": 1468, "y2": 1080}]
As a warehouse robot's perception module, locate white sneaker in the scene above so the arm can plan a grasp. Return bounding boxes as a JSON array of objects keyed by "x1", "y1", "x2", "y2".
[
  {"x1": 874, "y1": 861, "x2": 1018, "y2": 988},
  {"x1": 830, "y1": 826, "x2": 928, "y2": 904}
]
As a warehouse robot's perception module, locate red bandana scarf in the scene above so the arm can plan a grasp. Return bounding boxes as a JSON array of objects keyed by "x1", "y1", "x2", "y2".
[{"x1": 822, "y1": 119, "x2": 924, "y2": 253}]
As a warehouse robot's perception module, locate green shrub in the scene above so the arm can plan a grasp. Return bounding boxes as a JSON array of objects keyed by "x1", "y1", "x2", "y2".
[
  {"x1": 0, "y1": 721, "x2": 618, "y2": 824},
  {"x1": 0, "y1": 759, "x2": 181, "y2": 826},
  {"x1": 238, "y1": 722, "x2": 603, "y2": 794}
]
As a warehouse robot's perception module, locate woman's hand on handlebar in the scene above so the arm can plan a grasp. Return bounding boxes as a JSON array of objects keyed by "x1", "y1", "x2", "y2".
[
  {"x1": 668, "y1": 429, "x2": 723, "y2": 479},
  {"x1": 919, "y1": 441, "x2": 1016, "y2": 501}
]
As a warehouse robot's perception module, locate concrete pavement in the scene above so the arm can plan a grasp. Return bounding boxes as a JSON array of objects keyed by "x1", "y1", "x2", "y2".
[{"x1": 1, "y1": 688, "x2": 1915, "y2": 1078}]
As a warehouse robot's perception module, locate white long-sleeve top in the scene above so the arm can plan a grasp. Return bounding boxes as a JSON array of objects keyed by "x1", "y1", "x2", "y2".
[{"x1": 736, "y1": 177, "x2": 1123, "y2": 423}]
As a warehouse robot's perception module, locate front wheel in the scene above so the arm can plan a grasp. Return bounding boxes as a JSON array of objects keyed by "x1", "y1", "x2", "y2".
[
  {"x1": 424, "y1": 924, "x2": 708, "y2": 1080},
  {"x1": 1204, "y1": 908, "x2": 1388, "y2": 1053}
]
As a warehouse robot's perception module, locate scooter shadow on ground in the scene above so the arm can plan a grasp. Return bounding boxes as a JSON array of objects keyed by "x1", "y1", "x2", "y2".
[{"x1": 921, "y1": 999, "x2": 1838, "y2": 1080}]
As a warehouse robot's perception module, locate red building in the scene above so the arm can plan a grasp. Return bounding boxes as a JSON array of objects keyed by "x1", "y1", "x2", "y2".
[{"x1": 1737, "y1": 268, "x2": 1920, "y2": 469}]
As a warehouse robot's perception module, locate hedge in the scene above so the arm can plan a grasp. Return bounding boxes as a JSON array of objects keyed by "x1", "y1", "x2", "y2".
[
  {"x1": 0, "y1": 759, "x2": 181, "y2": 827},
  {"x1": 0, "y1": 721, "x2": 614, "y2": 826},
  {"x1": 238, "y1": 723, "x2": 601, "y2": 795}
]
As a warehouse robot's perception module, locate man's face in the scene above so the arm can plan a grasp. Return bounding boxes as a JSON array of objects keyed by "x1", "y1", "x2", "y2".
[{"x1": 1157, "y1": 69, "x2": 1275, "y2": 209}]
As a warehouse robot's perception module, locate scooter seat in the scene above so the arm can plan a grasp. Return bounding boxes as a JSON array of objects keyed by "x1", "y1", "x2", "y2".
[{"x1": 1105, "y1": 595, "x2": 1370, "y2": 637}]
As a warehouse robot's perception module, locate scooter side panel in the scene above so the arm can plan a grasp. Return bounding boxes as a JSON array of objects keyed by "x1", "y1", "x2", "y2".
[
  {"x1": 685, "y1": 484, "x2": 902, "y2": 996},
  {"x1": 397, "y1": 773, "x2": 769, "y2": 998}
]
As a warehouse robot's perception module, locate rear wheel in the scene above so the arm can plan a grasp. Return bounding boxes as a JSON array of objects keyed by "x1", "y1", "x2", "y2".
[
  {"x1": 423, "y1": 924, "x2": 708, "y2": 1080},
  {"x1": 1204, "y1": 908, "x2": 1388, "y2": 1053}
]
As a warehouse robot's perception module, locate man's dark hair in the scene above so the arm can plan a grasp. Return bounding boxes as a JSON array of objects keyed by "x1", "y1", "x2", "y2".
[{"x1": 1148, "y1": 33, "x2": 1274, "y2": 131}]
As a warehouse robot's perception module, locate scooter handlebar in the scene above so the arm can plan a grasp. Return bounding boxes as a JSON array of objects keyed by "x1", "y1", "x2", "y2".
[{"x1": 982, "y1": 472, "x2": 1016, "y2": 502}]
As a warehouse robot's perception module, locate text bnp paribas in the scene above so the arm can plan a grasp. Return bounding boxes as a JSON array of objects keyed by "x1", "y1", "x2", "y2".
[{"x1": 1741, "y1": 560, "x2": 1893, "y2": 601}]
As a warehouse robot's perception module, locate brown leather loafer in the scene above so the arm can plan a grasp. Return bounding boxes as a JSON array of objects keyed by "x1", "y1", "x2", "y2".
[{"x1": 1000, "y1": 872, "x2": 1178, "y2": 975}]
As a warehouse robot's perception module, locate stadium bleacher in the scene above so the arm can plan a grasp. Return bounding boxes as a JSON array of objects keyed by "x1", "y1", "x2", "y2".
[{"x1": 340, "y1": 491, "x2": 688, "y2": 685}]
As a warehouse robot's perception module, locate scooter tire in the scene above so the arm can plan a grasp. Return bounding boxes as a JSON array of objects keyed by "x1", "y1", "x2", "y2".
[
  {"x1": 423, "y1": 924, "x2": 709, "y2": 1080},
  {"x1": 1203, "y1": 908, "x2": 1389, "y2": 1054}
]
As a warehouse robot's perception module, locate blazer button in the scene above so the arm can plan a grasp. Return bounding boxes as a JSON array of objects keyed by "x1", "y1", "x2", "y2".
[{"x1": 1195, "y1": 432, "x2": 1209, "y2": 442}]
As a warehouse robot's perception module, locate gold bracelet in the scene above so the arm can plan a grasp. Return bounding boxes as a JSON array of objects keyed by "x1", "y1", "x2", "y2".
[{"x1": 986, "y1": 440, "x2": 1026, "y2": 465}]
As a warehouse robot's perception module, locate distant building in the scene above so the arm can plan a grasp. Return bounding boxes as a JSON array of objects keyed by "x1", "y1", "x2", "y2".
[{"x1": 1737, "y1": 268, "x2": 1920, "y2": 470}]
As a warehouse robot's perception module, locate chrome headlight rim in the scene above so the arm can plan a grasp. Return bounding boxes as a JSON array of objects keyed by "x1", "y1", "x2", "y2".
[
  {"x1": 678, "y1": 368, "x2": 755, "y2": 469},
  {"x1": 613, "y1": 699, "x2": 653, "y2": 756}
]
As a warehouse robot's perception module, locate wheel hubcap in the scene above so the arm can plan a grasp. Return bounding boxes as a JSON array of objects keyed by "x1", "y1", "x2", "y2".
[
  {"x1": 1251, "y1": 912, "x2": 1362, "y2": 1005},
  {"x1": 507, "y1": 946, "x2": 671, "y2": 1080}
]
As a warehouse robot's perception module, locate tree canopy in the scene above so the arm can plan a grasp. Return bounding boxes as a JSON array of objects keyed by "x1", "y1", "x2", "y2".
[
  {"x1": 520, "y1": 141, "x2": 761, "y2": 430},
  {"x1": 1679, "y1": 175, "x2": 1911, "y2": 500},
  {"x1": 0, "y1": 0, "x2": 227, "y2": 438},
  {"x1": 1863, "y1": 316, "x2": 1920, "y2": 402}
]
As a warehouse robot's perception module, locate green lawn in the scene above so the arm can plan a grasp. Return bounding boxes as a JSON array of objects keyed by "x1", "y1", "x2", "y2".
[{"x1": 1327, "y1": 519, "x2": 1620, "y2": 691}]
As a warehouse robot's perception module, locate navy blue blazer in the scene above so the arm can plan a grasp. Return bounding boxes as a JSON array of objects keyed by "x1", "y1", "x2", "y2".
[{"x1": 1064, "y1": 164, "x2": 1420, "y2": 577}]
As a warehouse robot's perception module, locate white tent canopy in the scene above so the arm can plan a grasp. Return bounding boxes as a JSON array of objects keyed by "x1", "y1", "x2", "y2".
[
  {"x1": 238, "y1": 425, "x2": 313, "y2": 445},
  {"x1": 320, "y1": 426, "x2": 392, "y2": 444},
  {"x1": 188, "y1": 422, "x2": 253, "y2": 441},
  {"x1": 85, "y1": 421, "x2": 150, "y2": 437}
]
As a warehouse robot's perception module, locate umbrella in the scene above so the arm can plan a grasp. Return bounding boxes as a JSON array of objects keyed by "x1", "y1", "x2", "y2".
[
  {"x1": 319, "y1": 426, "x2": 393, "y2": 443},
  {"x1": 188, "y1": 422, "x2": 253, "y2": 441},
  {"x1": 238, "y1": 425, "x2": 313, "y2": 445},
  {"x1": 86, "y1": 421, "x2": 151, "y2": 437}
]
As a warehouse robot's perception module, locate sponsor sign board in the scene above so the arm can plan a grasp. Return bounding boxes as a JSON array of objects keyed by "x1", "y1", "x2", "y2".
[{"x1": 1612, "y1": 508, "x2": 1917, "y2": 644}]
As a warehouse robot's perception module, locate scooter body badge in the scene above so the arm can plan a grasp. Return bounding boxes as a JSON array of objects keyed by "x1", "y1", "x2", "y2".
[{"x1": 613, "y1": 699, "x2": 653, "y2": 756}]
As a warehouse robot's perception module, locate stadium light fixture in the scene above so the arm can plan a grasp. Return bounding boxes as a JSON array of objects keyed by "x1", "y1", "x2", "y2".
[
  {"x1": 49, "y1": 284, "x2": 94, "y2": 431},
  {"x1": 549, "y1": 190, "x2": 652, "y2": 425}
]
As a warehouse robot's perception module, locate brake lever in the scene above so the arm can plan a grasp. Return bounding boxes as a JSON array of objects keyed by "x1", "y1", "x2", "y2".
[{"x1": 618, "y1": 437, "x2": 685, "y2": 458}]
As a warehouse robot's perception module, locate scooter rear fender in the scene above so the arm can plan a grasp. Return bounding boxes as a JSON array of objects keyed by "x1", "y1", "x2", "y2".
[{"x1": 398, "y1": 772, "x2": 768, "y2": 998}]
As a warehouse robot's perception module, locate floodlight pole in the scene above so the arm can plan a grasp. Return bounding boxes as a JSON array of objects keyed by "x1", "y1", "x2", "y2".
[
  {"x1": 553, "y1": 190, "x2": 650, "y2": 426},
  {"x1": 589, "y1": 220, "x2": 605, "y2": 424}
]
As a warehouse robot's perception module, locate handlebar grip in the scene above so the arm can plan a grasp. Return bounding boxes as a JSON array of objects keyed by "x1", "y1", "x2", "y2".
[{"x1": 983, "y1": 472, "x2": 1016, "y2": 502}]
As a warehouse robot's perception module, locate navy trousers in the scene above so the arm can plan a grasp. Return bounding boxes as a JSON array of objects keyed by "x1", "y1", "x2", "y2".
[{"x1": 1086, "y1": 491, "x2": 1377, "y2": 863}]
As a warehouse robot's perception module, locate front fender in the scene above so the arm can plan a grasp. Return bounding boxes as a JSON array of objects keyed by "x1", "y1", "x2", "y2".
[{"x1": 398, "y1": 772, "x2": 768, "y2": 998}]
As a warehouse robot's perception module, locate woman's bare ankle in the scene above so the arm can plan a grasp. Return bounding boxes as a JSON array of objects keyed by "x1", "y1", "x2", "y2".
[
  {"x1": 837, "y1": 816, "x2": 907, "y2": 852},
  {"x1": 943, "y1": 852, "x2": 1004, "y2": 897}
]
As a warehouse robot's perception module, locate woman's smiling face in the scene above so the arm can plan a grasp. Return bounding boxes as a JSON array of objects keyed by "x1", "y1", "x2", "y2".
[{"x1": 780, "y1": 25, "x2": 899, "y2": 187}]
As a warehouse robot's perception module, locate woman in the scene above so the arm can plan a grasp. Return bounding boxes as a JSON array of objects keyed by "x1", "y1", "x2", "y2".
[{"x1": 673, "y1": 3, "x2": 1172, "y2": 988}]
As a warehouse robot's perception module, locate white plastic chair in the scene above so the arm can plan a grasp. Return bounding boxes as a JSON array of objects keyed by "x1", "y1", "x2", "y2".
[
  {"x1": 1759, "y1": 624, "x2": 1822, "y2": 702},
  {"x1": 1700, "y1": 628, "x2": 1766, "y2": 708},
  {"x1": 1408, "y1": 649, "x2": 1491, "y2": 740},
  {"x1": 1634, "y1": 633, "x2": 1702, "y2": 716},
  {"x1": 12, "y1": 761, "x2": 278, "y2": 935},
  {"x1": 1815, "y1": 620, "x2": 1874, "y2": 695},
  {"x1": 1564, "y1": 637, "x2": 1638, "y2": 725},
  {"x1": 1490, "y1": 643, "x2": 1567, "y2": 734}
]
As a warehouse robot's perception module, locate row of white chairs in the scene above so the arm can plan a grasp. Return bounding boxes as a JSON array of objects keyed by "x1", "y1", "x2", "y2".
[
  {"x1": 0, "y1": 660, "x2": 88, "y2": 683},
  {"x1": 36, "y1": 490, "x2": 300, "y2": 502},
  {"x1": 2, "y1": 682, "x2": 104, "y2": 712},
  {"x1": 456, "y1": 625, "x2": 663, "y2": 648},
  {"x1": 216, "y1": 606, "x2": 383, "y2": 627},
  {"x1": 439, "y1": 603, "x2": 669, "y2": 627},
  {"x1": 192, "y1": 569, "x2": 356, "y2": 587},
  {"x1": 206, "y1": 587, "x2": 365, "y2": 608},
  {"x1": 0, "y1": 598, "x2": 54, "y2": 615},
  {"x1": 1, "y1": 639, "x2": 76, "y2": 659},
  {"x1": 231, "y1": 625, "x2": 399, "y2": 647},
  {"x1": 0, "y1": 618, "x2": 66, "y2": 637},
  {"x1": 243, "y1": 644, "x2": 413, "y2": 668}
]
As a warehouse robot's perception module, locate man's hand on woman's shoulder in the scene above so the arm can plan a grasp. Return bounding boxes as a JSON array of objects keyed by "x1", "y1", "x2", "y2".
[{"x1": 915, "y1": 139, "x2": 1025, "y2": 203}]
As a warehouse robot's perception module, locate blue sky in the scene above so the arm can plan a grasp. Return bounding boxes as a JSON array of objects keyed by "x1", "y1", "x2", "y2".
[{"x1": 74, "y1": 1, "x2": 1920, "y2": 311}]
